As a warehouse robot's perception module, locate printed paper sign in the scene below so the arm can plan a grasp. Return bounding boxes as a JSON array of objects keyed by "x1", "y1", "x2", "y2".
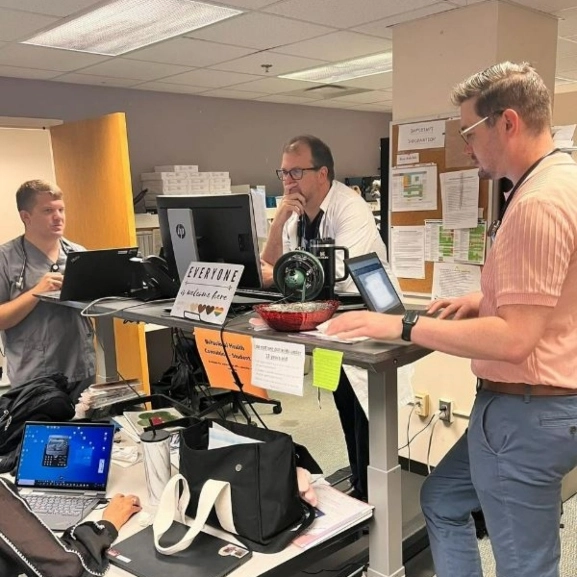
[{"x1": 170, "y1": 262, "x2": 244, "y2": 325}]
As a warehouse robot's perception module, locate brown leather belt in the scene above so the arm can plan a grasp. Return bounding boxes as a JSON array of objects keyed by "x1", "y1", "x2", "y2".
[{"x1": 479, "y1": 378, "x2": 577, "y2": 396}]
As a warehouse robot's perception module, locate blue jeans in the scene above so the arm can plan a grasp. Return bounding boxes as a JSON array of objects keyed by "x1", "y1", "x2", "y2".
[{"x1": 421, "y1": 389, "x2": 577, "y2": 577}]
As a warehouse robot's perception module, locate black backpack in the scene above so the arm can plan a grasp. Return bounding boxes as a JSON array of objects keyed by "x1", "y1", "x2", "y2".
[{"x1": 0, "y1": 373, "x2": 75, "y2": 473}]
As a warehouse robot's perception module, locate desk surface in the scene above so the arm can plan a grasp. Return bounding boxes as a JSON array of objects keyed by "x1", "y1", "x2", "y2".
[
  {"x1": 49, "y1": 296, "x2": 432, "y2": 577},
  {"x1": 62, "y1": 297, "x2": 428, "y2": 371},
  {"x1": 97, "y1": 455, "x2": 364, "y2": 577}
]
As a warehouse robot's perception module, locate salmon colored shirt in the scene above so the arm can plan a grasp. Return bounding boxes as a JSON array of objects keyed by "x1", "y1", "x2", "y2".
[{"x1": 472, "y1": 153, "x2": 577, "y2": 387}]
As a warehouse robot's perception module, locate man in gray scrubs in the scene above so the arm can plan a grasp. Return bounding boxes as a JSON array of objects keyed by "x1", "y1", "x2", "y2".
[{"x1": 0, "y1": 180, "x2": 95, "y2": 399}]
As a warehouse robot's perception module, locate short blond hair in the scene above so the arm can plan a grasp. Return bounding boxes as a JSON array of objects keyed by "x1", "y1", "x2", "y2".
[
  {"x1": 16, "y1": 180, "x2": 63, "y2": 212},
  {"x1": 451, "y1": 61, "x2": 552, "y2": 135}
]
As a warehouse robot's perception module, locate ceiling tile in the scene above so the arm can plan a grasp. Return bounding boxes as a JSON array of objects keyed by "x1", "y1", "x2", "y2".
[
  {"x1": 131, "y1": 81, "x2": 210, "y2": 94},
  {"x1": 0, "y1": 43, "x2": 108, "y2": 71},
  {"x1": 0, "y1": 8, "x2": 58, "y2": 41},
  {"x1": 211, "y1": 51, "x2": 326, "y2": 75},
  {"x1": 505, "y1": 0, "x2": 577, "y2": 11},
  {"x1": 199, "y1": 87, "x2": 269, "y2": 99},
  {"x1": 162, "y1": 68, "x2": 262, "y2": 87},
  {"x1": 558, "y1": 11, "x2": 577, "y2": 37},
  {"x1": 0, "y1": 63, "x2": 61, "y2": 79},
  {"x1": 0, "y1": 0, "x2": 101, "y2": 17},
  {"x1": 77, "y1": 58, "x2": 193, "y2": 81},
  {"x1": 263, "y1": 0, "x2": 443, "y2": 29},
  {"x1": 273, "y1": 31, "x2": 391, "y2": 61},
  {"x1": 185, "y1": 12, "x2": 334, "y2": 50},
  {"x1": 228, "y1": 76, "x2": 317, "y2": 94},
  {"x1": 256, "y1": 94, "x2": 324, "y2": 104},
  {"x1": 354, "y1": 1, "x2": 455, "y2": 35},
  {"x1": 557, "y1": 36, "x2": 577, "y2": 56},
  {"x1": 52, "y1": 72, "x2": 141, "y2": 87},
  {"x1": 216, "y1": 0, "x2": 279, "y2": 7},
  {"x1": 447, "y1": 0, "x2": 485, "y2": 5},
  {"x1": 302, "y1": 99, "x2": 359, "y2": 108},
  {"x1": 341, "y1": 72, "x2": 394, "y2": 90},
  {"x1": 126, "y1": 37, "x2": 255, "y2": 68}
]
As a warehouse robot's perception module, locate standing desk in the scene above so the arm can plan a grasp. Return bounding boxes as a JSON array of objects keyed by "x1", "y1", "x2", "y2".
[{"x1": 69, "y1": 298, "x2": 432, "y2": 577}]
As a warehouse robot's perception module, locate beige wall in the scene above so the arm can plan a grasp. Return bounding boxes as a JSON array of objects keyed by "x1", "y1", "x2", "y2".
[
  {"x1": 0, "y1": 127, "x2": 56, "y2": 244},
  {"x1": 392, "y1": 1, "x2": 557, "y2": 122},
  {"x1": 553, "y1": 91, "x2": 577, "y2": 125}
]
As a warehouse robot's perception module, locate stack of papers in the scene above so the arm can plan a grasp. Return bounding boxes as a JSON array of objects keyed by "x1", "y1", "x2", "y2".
[
  {"x1": 292, "y1": 483, "x2": 373, "y2": 550},
  {"x1": 120, "y1": 407, "x2": 186, "y2": 441},
  {"x1": 78, "y1": 379, "x2": 144, "y2": 410}
]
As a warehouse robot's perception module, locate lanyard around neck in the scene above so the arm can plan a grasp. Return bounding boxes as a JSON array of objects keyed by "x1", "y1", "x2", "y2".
[{"x1": 488, "y1": 148, "x2": 560, "y2": 240}]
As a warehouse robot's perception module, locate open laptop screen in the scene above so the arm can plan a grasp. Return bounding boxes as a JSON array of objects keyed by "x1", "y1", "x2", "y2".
[
  {"x1": 345, "y1": 253, "x2": 405, "y2": 315},
  {"x1": 16, "y1": 422, "x2": 115, "y2": 491}
]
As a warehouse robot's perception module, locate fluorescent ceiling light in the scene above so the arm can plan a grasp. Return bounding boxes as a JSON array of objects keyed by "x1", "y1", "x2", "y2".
[
  {"x1": 22, "y1": 0, "x2": 242, "y2": 56},
  {"x1": 280, "y1": 52, "x2": 393, "y2": 84}
]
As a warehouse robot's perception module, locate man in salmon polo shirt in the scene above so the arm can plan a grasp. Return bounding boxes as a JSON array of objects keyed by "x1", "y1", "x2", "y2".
[{"x1": 324, "y1": 62, "x2": 577, "y2": 577}]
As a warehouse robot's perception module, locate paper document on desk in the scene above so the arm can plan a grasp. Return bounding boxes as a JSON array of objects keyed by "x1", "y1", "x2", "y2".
[
  {"x1": 208, "y1": 422, "x2": 263, "y2": 449},
  {"x1": 292, "y1": 483, "x2": 373, "y2": 550}
]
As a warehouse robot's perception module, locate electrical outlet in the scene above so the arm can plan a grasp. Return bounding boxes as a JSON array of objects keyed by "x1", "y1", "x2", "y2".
[
  {"x1": 439, "y1": 399, "x2": 453, "y2": 423},
  {"x1": 414, "y1": 392, "x2": 430, "y2": 418}
]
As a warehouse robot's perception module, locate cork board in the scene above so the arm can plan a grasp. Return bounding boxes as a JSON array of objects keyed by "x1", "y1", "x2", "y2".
[{"x1": 390, "y1": 118, "x2": 490, "y2": 295}]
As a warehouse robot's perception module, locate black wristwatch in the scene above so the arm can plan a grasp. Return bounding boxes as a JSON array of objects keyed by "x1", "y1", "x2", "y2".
[{"x1": 401, "y1": 310, "x2": 420, "y2": 342}]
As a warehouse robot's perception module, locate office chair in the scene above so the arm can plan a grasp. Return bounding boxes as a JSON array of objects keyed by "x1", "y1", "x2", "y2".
[{"x1": 170, "y1": 329, "x2": 282, "y2": 423}]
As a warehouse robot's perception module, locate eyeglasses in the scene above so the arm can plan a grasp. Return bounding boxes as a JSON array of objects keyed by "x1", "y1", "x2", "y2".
[
  {"x1": 276, "y1": 167, "x2": 320, "y2": 181},
  {"x1": 459, "y1": 110, "x2": 504, "y2": 144}
]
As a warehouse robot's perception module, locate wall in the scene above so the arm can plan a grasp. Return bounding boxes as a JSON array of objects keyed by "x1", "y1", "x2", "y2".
[
  {"x1": 0, "y1": 76, "x2": 390, "y2": 203},
  {"x1": 553, "y1": 91, "x2": 577, "y2": 125},
  {"x1": 0, "y1": 127, "x2": 56, "y2": 244}
]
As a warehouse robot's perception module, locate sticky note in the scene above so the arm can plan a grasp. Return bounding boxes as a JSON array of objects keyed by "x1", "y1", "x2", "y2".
[{"x1": 312, "y1": 348, "x2": 344, "y2": 391}]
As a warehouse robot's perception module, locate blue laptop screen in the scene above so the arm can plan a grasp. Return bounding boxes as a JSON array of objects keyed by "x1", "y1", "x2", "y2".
[{"x1": 16, "y1": 422, "x2": 114, "y2": 491}]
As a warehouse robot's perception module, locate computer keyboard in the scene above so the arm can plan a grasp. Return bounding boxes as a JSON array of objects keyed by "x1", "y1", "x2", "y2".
[
  {"x1": 235, "y1": 287, "x2": 283, "y2": 299},
  {"x1": 25, "y1": 494, "x2": 93, "y2": 518}
]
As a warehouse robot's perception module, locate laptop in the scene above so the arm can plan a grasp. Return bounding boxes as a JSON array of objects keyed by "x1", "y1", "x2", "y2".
[
  {"x1": 107, "y1": 522, "x2": 252, "y2": 577},
  {"x1": 344, "y1": 252, "x2": 406, "y2": 315},
  {"x1": 15, "y1": 421, "x2": 115, "y2": 530},
  {"x1": 38, "y1": 247, "x2": 139, "y2": 301}
]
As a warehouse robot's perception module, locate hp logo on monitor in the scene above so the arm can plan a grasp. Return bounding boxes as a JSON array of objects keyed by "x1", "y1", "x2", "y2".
[{"x1": 175, "y1": 224, "x2": 186, "y2": 239}]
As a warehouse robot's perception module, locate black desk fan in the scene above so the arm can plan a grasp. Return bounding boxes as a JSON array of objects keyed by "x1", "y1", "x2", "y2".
[{"x1": 273, "y1": 238, "x2": 349, "y2": 301}]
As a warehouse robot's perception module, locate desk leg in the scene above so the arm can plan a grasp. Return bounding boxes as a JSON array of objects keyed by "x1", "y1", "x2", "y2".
[
  {"x1": 94, "y1": 317, "x2": 118, "y2": 382},
  {"x1": 367, "y1": 366, "x2": 404, "y2": 577}
]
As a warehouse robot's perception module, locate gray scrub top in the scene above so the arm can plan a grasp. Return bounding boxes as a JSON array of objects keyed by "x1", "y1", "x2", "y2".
[{"x1": 0, "y1": 236, "x2": 96, "y2": 387}]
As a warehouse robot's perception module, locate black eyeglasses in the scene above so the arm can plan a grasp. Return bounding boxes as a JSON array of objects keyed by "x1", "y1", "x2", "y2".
[{"x1": 276, "y1": 167, "x2": 320, "y2": 181}]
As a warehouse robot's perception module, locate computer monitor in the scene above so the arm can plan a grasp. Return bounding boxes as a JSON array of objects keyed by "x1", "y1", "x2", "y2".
[{"x1": 156, "y1": 194, "x2": 262, "y2": 288}]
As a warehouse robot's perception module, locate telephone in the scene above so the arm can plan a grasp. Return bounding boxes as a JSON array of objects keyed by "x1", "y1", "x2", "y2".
[{"x1": 131, "y1": 255, "x2": 180, "y2": 300}]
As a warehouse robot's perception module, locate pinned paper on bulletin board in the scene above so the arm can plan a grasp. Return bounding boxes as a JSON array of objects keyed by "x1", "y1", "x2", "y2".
[
  {"x1": 312, "y1": 348, "x2": 343, "y2": 392},
  {"x1": 194, "y1": 327, "x2": 269, "y2": 400}
]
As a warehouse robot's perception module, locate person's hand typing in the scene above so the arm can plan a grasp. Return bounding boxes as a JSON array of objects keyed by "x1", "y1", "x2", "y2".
[
  {"x1": 102, "y1": 494, "x2": 141, "y2": 531},
  {"x1": 427, "y1": 292, "x2": 482, "y2": 320},
  {"x1": 33, "y1": 272, "x2": 64, "y2": 294}
]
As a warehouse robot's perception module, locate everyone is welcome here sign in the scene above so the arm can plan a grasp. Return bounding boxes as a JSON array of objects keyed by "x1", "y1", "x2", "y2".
[{"x1": 170, "y1": 262, "x2": 244, "y2": 325}]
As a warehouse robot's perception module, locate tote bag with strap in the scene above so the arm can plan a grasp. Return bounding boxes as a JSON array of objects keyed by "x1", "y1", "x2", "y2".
[{"x1": 178, "y1": 418, "x2": 318, "y2": 553}]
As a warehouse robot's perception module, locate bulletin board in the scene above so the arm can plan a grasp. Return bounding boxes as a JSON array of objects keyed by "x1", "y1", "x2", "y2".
[{"x1": 390, "y1": 117, "x2": 492, "y2": 295}]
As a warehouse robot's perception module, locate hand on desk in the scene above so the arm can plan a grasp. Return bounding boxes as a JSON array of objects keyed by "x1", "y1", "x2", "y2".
[
  {"x1": 297, "y1": 467, "x2": 318, "y2": 507},
  {"x1": 102, "y1": 494, "x2": 142, "y2": 531}
]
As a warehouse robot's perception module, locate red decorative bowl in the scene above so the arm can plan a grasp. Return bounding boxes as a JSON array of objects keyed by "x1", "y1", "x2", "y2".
[{"x1": 253, "y1": 300, "x2": 340, "y2": 332}]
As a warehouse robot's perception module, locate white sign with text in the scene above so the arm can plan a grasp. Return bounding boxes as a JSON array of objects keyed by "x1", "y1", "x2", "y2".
[
  {"x1": 170, "y1": 262, "x2": 244, "y2": 325},
  {"x1": 252, "y1": 338, "x2": 306, "y2": 396}
]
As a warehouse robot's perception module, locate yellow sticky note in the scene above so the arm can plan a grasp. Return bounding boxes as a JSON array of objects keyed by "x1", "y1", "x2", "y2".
[{"x1": 312, "y1": 348, "x2": 344, "y2": 392}]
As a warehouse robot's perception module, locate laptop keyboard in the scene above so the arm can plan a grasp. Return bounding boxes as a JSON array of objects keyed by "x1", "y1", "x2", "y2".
[{"x1": 25, "y1": 494, "x2": 95, "y2": 518}]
